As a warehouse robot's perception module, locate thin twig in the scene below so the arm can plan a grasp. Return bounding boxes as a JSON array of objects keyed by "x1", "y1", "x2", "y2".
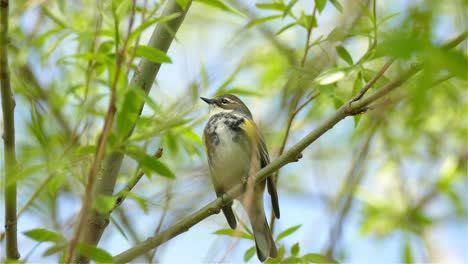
[
  {"x1": 66, "y1": 1, "x2": 137, "y2": 262},
  {"x1": 1, "y1": 0, "x2": 19, "y2": 259},
  {"x1": 325, "y1": 122, "x2": 379, "y2": 257},
  {"x1": 149, "y1": 182, "x2": 174, "y2": 262},
  {"x1": 350, "y1": 59, "x2": 394, "y2": 103},
  {"x1": 114, "y1": 147, "x2": 163, "y2": 210},
  {"x1": 300, "y1": 7, "x2": 317, "y2": 66}
]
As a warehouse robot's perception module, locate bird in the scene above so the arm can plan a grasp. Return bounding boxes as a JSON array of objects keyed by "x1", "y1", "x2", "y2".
[{"x1": 201, "y1": 94, "x2": 280, "y2": 261}]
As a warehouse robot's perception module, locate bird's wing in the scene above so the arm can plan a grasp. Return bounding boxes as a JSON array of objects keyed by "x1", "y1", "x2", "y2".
[
  {"x1": 258, "y1": 133, "x2": 281, "y2": 219},
  {"x1": 203, "y1": 130, "x2": 238, "y2": 229},
  {"x1": 244, "y1": 118, "x2": 281, "y2": 219}
]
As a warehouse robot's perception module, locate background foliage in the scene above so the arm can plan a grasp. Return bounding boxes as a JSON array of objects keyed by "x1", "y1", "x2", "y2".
[{"x1": 1, "y1": 0, "x2": 467, "y2": 263}]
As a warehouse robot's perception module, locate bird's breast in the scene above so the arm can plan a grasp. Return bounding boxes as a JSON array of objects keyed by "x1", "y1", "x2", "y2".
[{"x1": 206, "y1": 113, "x2": 252, "y2": 188}]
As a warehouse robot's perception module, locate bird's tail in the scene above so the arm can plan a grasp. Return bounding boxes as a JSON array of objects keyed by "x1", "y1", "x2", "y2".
[{"x1": 245, "y1": 192, "x2": 277, "y2": 262}]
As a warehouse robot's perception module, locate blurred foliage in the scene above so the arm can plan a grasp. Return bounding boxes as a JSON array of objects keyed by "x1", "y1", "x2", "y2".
[{"x1": 0, "y1": 0, "x2": 467, "y2": 263}]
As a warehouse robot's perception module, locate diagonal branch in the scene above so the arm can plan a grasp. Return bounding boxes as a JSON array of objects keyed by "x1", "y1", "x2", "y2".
[
  {"x1": 113, "y1": 31, "x2": 467, "y2": 262},
  {"x1": 1, "y1": 0, "x2": 20, "y2": 259}
]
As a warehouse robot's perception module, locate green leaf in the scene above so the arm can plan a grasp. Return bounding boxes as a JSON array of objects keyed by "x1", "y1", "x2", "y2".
[
  {"x1": 176, "y1": 0, "x2": 191, "y2": 9},
  {"x1": 213, "y1": 228, "x2": 254, "y2": 240},
  {"x1": 276, "y1": 224, "x2": 301, "y2": 241},
  {"x1": 290, "y1": 242, "x2": 300, "y2": 256},
  {"x1": 195, "y1": 0, "x2": 244, "y2": 17},
  {"x1": 128, "y1": 14, "x2": 181, "y2": 44},
  {"x1": 335, "y1": 45, "x2": 353, "y2": 65},
  {"x1": 333, "y1": 96, "x2": 344, "y2": 109},
  {"x1": 126, "y1": 192, "x2": 150, "y2": 213},
  {"x1": 133, "y1": 45, "x2": 172, "y2": 64},
  {"x1": 125, "y1": 147, "x2": 175, "y2": 178},
  {"x1": 329, "y1": 0, "x2": 343, "y2": 12},
  {"x1": 77, "y1": 243, "x2": 114, "y2": 263},
  {"x1": 377, "y1": 12, "x2": 400, "y2": 27},
  {"x1": 92, "y1": 195, "x2": 116, "y2": 214},
  {"x1": 298, "y1": 12, "x2": 317, "y2": 29},
  {"x1": 358, "y1": 1, "x2": 374, "y2": 24},
  {"x1": 326, "y1": 27, "x2": 347, "y2": 41},
  {"x1": 315, "y1": 70, "x2": 346, "y2": 85},
  {"x1": 116, "y1": 89, "x2": 143, "y2": 141},
  {"x1": 224, "y1": 87, "x2": 262, "y2": 97},
  {"x1": 375, "y1": 34, "x2": 422, "y2": 59},
  {"x1": 24, "y1": 228, "x2": 65, "y2": 243},
  {"x1": 43, "y1": 243, "x2": 67, "y2": 256},
  {"x1": 114, "y1": 0, "x2": 132, "y2": 20},
  {"x1": 283, "y1": 0, "x2": 298, "y2": 18},
  {"x1": 276, "y1": 22, "x2": 298, "y2": 35},
  {"x1": 430, "y1": 48, "x2": 468, "y2": 80},
  {"x1": 403, "y1": 238, "x2": 414, "y2": 263},
  {"x1": 303, "y1": 253, "x2": 338, "y2": 263},
  {"x1": 246, "y1": 15, "x2": 282, "y2": 28},
  {"x1": 314, "y1": 0, "x2": 327, "y2": 13},
  {"x1": 244, "y1": 246, "x2": 256, "y2": 262},
  {"x1": 256, "y1": 2, "x2": 285, "y2": 11}
]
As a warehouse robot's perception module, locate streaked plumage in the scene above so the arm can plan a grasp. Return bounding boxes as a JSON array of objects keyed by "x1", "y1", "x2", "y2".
[{"x1": 201, "y1": 94, "x2": 280, "y2": 261}]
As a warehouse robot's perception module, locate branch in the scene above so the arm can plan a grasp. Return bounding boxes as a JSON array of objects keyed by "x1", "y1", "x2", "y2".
[
  {"x1": 73, "y1": 1, "x2": 192, "y2": 262},
  {"x1": 113, "y1": 31, "x2": 467, "y2": 262},
  {"x1": 1, "y1": 0, "x2": 20, "y2": 259}
]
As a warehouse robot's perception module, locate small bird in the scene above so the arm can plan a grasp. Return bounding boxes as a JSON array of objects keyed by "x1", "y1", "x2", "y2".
[{"x1": 201, "y1": 94, "x2": 280, "y2": 261}]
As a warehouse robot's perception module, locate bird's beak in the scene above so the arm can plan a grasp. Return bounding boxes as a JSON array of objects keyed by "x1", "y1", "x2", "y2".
[{"x1": 200, "y1": 97, "x2": 215, "y2": 104}]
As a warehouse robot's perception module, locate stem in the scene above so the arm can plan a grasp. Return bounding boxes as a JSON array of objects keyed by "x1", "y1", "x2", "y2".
[{"x1": 1, "y1": 0, "x2": 19, "y2": 259}]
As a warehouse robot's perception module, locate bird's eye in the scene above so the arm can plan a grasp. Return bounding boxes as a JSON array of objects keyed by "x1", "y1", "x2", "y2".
[{"x1": 221, "y1": 98, "x2": 229, "y2": 104}]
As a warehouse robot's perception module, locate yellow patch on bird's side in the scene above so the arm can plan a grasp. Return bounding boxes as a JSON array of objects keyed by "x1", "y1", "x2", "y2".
[{"x1": 242, "y1": 118, "x2": 258, "y2": 144}]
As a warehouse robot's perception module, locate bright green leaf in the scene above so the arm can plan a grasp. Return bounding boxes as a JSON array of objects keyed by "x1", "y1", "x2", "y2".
[
  {"x1": 303, "y1": 253, "x2": 338, "y2": 263},
  {"x1": 244, "y1": 246, "x2": 256, "y2": 262},
  {"x1": 133, "y1": 45, "x2": 172, "y2": 64},
  {"x1": 246, "y1": 15, "x2": 282, "y2": 28},
  {"x1": 77, "y1": 243, "x2": 114, "y2": 263},
  {"x1": 176, "y1": 0, "x2": 191, "y2": 9},
  {"x1": 290, "y1": 242, "x2": 300, "y2": 256},
  {"x1": 315, "y1": 70, "x2": 346, "y2": 85},
  {"x1": 93, "y1": 195, "x2": 116, "y2": 214},
  {"x1": 195, "y1": 0, "x2": 244, "y2": 17},
  {"x1": 213, "y1": 228, "x2": 254, "y2": 240},
  {"x1": 256, "y1": 3, "x2": 285, "y2": 11},
  {"x1": 314, "y1": 0, "x2": 327, "y2": 13},
  {"x1": 276, "y1": 224, "x2": 301, "y2": 241},
  {"x1": 24, "y1": 228, "x2": 65, "y2": 243},
  {"x1": 327, "y1": 27, "x2": 347, "y2": 41},
  {"x1": 336, "y1": 45, "x2": 353, "y2": 65},
  {"x1": 276, "y1": 22, "x2": 298, "y2": 35},
  {"x1": 283, "y1": 0, "x2": 298, "y2": 18},
  {"x1": 43, "y1": 243, "x2": 67, "y2": 257},
  {"x1": 116, "y1": 89, "x2": 143, "y2": 141},
  {"x1": 125, "y1": 146, "x2": 175, "y2": 178},
  {"x1": 333, "y1": 96, "x2": 344, "y2": 109},
  {"x1": 403, "y1": 238, "x2": 414, "y2": 263},
  {"x1": 128, "y1": 14, "x2": 181, "y2": 44},
  {"x1": 329, "y1": 0, "x2": 343, "y2": 12}
]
